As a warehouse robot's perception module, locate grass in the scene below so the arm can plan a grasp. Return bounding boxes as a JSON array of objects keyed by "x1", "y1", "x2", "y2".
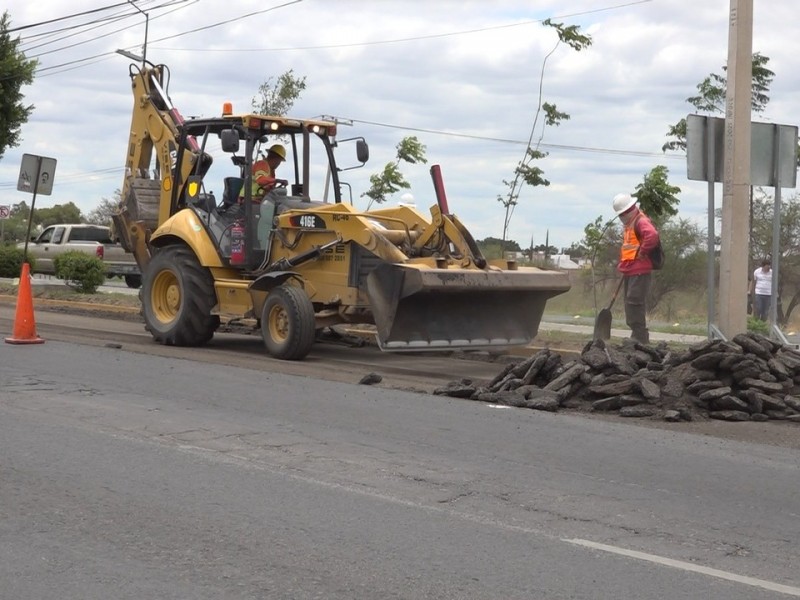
[
  {"x1": 544, "y1": 275, "x2": 709, "y2": 337},
  {"x1": 0, "y1": 281, "x2": 141, "y2": 308}
]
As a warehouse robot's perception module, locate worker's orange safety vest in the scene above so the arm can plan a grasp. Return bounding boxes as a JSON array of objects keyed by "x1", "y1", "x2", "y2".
[
  {"x1": 620, "y1": 218, "x2": 641, "y2": 261},
  {"x1": 250, "y1": 159, "x2": 273, "y2": 198}
]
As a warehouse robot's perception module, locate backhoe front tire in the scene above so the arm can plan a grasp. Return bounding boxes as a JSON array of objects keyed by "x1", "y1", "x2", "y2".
[
  {"x1": 261, "y1": 285, "x2": 315, "y2": 360},
  {"x1": 124, "y1": 274, "x2": 142, "y2": 289},
  {"x1": 142, "y1": 245, "x2": 219, "y2": 346}
]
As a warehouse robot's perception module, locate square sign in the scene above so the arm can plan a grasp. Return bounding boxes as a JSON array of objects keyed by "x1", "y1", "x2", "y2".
[{"x1": 18, "y1": 153, "x2": 57, "y2": 196}]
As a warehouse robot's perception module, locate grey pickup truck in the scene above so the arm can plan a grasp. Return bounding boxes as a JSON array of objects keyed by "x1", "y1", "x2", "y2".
[{"x1": 20, "y1": 223, "x2": 142, "y2": 288}]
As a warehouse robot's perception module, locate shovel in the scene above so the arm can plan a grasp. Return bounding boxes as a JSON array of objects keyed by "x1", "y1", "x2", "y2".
[{"x1": 593, "y1": 277, "x2": 624, "y2": 341}]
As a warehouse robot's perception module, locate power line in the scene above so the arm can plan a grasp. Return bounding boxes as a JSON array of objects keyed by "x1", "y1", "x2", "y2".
[
  {"x1": 0, "y1": 119, "x2": 684, "y2": 191},
  {"x1": 24, "y1": 0, "x2": 299, "y2": 77},
  {"x1": 152, "y1": 0, "x2": 652, "y2": 53},
  {"x1": 343, "y1": 118, "x2": 683, "y2": 160},
  {"x1": 7, "y1": 1, "x2": 136, "y2": 33}
]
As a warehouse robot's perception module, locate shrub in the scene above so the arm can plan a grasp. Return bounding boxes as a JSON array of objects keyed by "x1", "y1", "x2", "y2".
[
  {"x1": 747, "y1": 315, "x2": 770, "y2": 334},
  {"x1": 0, "y1": 245, "x2": 36, "y2": 278},
  {"x1": 53, "y1": 250, "x2": 106, "y2": 293}
]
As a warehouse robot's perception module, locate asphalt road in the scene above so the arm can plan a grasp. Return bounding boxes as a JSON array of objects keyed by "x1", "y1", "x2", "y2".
[{"x1": 2, "y1": 334, "x2": 799, "y2": 598}]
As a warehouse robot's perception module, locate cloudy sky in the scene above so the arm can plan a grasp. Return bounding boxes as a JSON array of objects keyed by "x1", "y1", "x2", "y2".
[{"x1": 1, "y1": 0, "x2": 798, "y2": 250}]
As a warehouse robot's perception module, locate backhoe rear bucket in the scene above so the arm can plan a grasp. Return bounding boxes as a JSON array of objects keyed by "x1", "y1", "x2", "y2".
[{"x1": 366, "y1": 263, "x2": 570, "y2": 351}]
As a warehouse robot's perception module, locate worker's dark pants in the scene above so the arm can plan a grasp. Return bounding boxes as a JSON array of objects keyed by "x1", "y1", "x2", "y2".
[{"x1": 624, "y1": 273, "x2": 651, "y2": 344}]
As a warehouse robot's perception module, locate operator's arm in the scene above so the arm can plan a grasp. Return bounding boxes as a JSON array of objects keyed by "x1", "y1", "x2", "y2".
[
  {"x1": 635, "y1": 217, "x2": 659, "y2": 256},
  {"x1": 253, "y1": 159, "x2": 276, "y2": 191}
]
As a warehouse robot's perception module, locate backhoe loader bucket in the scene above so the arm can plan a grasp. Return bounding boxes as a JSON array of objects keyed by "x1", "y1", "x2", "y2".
[{"x1": 366, "y1": 263, "x2": 570, "y2": 351}]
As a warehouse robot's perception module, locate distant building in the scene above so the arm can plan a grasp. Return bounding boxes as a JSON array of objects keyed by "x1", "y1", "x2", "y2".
[{"x1": 549, "y1": 254, "x2": 581, "y2": 270}]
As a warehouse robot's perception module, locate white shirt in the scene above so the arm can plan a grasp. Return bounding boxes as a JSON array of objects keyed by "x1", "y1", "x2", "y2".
[{"x1": 753, "y1": 267, "x2": 772, "y2": 295}]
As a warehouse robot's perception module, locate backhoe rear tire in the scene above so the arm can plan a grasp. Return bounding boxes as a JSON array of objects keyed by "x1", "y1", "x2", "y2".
[
  {"x1": 142, "y1": 244, "x2": 219, "y2": 346},
  {"x1": 261, "y1": 284, "x2": 315, "y2": 360}
]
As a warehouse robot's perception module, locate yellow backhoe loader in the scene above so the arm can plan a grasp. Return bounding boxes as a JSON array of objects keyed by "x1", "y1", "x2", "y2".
[{"x1": 113, "y1": 61, "x2": 570, "y2": 360}]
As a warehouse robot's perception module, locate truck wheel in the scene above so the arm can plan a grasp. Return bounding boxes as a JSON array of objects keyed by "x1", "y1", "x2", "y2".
[
  {"x1": 124, "y1": 274, "x2": 142, "y2": 289},
  {"x1": 142, "y1": 245, "x2": 219, "y2": 346},
  {"x1": 261, "y1": 285, "x2": 315, "y2": 360}
]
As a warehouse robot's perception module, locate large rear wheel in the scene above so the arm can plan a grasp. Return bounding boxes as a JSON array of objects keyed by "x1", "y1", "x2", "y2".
[
  {"x1": 261, "y1": 285, "x2": 315, "y2": 360},
  {"x1": 142, "y1": 245, "x2": 219, "y2": 346}
]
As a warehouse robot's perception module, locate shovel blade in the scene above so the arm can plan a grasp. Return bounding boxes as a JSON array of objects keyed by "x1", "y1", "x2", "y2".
[{"x1": 594, "y1": 308, "x2": 613, "y2": 341}]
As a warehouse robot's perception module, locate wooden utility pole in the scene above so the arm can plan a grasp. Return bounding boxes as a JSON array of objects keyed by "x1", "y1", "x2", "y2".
[{"x1": 718, "y1": 0, "x2": 753, "y2": 337}]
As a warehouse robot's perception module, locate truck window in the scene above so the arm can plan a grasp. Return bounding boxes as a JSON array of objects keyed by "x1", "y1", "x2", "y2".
[
  {"x1": 52, "y1": 227, "x2": 65, "y2": 244},
  {"x1": 38, "y1": 227, "x2": 54, "y2": 243},
  {"x1": 72, "y1": 227, "x2": 111, "y2": 243}
]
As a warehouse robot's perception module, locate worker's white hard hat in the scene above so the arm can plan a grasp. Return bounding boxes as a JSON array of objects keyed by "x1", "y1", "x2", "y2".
[{"x1": 612, "y1": 193, "x2": 637, "y2": 215}]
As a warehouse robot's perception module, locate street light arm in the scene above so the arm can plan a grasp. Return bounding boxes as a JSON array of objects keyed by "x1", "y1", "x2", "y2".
[{"x1": 126, "y1": 0, "x2": 149, "y2": 65}]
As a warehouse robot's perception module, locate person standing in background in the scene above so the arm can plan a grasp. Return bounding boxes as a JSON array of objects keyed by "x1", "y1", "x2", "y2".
[{"x1": 751, "y1": 259, "x2": 773, "y2": 321}]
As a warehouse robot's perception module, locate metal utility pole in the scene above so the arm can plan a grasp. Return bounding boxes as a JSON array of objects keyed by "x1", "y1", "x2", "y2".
[{"x1": 718, "y1": 0, "x2": 753, "y2": 337}]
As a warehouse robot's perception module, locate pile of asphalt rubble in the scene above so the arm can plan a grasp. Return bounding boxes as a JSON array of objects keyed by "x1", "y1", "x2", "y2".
[{"x1": 433, "y1": 333, "x2": 800, "y2": 423}]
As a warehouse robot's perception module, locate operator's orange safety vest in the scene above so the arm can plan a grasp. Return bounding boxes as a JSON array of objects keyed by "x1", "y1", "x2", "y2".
[{"x1": 250, "y1": 159, "x2": 273, "y2": 198}]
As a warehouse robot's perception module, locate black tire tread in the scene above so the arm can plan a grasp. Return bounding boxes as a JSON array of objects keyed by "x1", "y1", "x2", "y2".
[
  {"x1": 261, "y1": 285, "x2": 315, "y2": 360},
  {"x1": 142, "y1": 245, "x2": 219, "y2": 346}
]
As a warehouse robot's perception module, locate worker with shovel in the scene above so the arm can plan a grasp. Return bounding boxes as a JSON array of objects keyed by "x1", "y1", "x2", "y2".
[{"x1": 612, "y1": 193, "x2": 660, "y2": 344}]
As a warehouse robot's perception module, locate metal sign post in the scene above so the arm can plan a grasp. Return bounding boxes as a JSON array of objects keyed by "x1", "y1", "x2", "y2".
[{"x1": 687, "y1": 115, "x2": 798, "y2": 341}]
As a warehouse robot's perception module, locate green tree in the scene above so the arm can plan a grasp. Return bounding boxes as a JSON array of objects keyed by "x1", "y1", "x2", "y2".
[
  {"x1": 36, "y1": 202, "x2": 83, "y2": 227},
  {"x1": 0, "y1": 11, "x2": 39, "y2": 160},
  {"x1": 662, "y1": 52, "x2": 774, "y2": 153},
  {"x1": 252, "y1": 69, "x2": 307, "y2": 116},
  {"x1": 632, "y1": 165, "x2": 681, "y2": 223},
  {"x1": 475, "y1": 237, "x2": 522, "y2": 260},
  {"x1": 85, "y1": 193, "x2": 121, "y2": 227},
  {"x1": 498, "y1": 19, "x2": 592, "y2": 242},
  {"x1": 1, "y1": 201, "x2": 31, "y2": 242},
  {"x1": 563, "y1": 241, "x2": 589, "y2": 259},
  {"x1": 362, "y1": 136, "x2": 427, "y2": 210}
]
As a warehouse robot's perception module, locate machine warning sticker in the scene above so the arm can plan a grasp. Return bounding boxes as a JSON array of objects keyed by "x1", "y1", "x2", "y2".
[{"x1": 290, "y1": 214, "x2": 326, "y2": 229}]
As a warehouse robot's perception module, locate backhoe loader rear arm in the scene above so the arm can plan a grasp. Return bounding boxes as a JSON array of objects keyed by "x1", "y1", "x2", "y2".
[{"x1": 114, "y1": 63, "x2": 203, "y2": 271}]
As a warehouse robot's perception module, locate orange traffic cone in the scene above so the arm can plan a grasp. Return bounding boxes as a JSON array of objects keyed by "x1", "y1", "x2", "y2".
[{"x1": 5, "y1": 262, "x2": 45, "y2": 345}]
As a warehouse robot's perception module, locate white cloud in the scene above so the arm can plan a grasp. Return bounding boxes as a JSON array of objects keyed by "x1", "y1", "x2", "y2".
[{"x1": 1, "y1": 0, "x2": 797, "y2": 250}]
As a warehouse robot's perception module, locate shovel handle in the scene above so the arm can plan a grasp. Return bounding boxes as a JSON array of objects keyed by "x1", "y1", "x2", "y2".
[{"x1": 608, "y1": 276, "x2": 625, "y2": 310}]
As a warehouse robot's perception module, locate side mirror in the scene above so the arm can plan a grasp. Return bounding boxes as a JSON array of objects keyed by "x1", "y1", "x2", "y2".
[
  {"x1": 356, "y1": 139, "x2": 369, "y2": 164},
  {"x1": 221, "y1": 129, "x2": 240, "y2": 153}
]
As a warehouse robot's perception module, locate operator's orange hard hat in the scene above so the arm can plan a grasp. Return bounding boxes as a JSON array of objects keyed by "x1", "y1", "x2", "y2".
[{"x1": 268, "y1": 144, "x2": 286, "y2": 162}]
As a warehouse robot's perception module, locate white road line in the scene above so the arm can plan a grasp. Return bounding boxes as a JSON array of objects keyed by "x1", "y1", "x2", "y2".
[{"x1": 564, "y1": 538, "x2": 800, "y2": 597}]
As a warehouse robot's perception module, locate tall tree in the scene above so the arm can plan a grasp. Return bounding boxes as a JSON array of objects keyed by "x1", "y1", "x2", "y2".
[
  {"x1": 498, "y1": 19, "x2": 592, "y2": 242},
  {"x1": 362, "y1": 136, "x2": 427, "y2": 210},
  {"x1": 252, "y1": 69, "x2": 307, "y2": 116},
  {"x1": 0, "y1": 11, "x2": 38, "y2": 160},
  {"x1": 662, "y1": 52, "x2": 774, "y2": 153}
]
